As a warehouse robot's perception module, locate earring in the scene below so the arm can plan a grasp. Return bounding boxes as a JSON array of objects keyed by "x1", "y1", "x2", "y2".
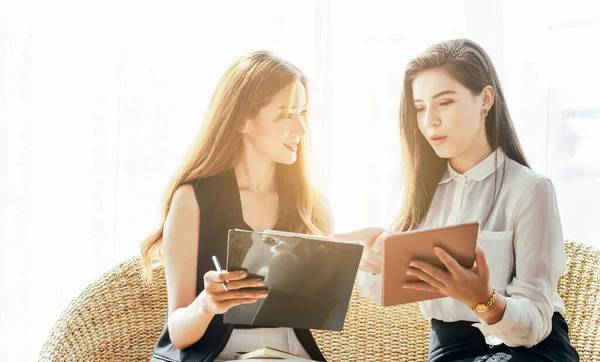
[{"x1": 482, "y1": 109, "x2": 489, "y2": 117}]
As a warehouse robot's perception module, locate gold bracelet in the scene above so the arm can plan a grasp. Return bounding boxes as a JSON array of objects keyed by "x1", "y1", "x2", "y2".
[{"x1": 470, "y1": 288, "x2": 497, "y2": 313}]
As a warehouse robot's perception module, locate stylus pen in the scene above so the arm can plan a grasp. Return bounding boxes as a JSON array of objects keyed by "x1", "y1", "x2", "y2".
[{"x1": 211, "y1": 255, "x2": 228, "y2": 292}]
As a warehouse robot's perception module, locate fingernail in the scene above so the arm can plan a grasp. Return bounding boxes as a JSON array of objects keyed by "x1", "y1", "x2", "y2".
[
  {"x1": 240, "y1": 271, "x2": 247, "y2": 277},
  {"x1": 409, "y1": 262, "x2": 416, "y2": 267},
  {"x1": 434, "y1": 247, "x2": 442, "y2": 253},
  {"x1": 406, "y1": 270, "x2": 413, "y2": 275}
]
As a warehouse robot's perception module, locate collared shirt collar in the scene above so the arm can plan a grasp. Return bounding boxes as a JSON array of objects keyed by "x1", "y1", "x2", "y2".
[{"x1": 438, "y1": 148, "x2": 507, "y2": 185}]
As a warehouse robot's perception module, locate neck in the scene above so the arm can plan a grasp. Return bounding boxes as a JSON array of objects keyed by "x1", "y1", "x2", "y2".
[
  {"x1": 450, "y1": 134, "x2": 493, "y2": 174},
  {"x1": 234, "y1": 145, "x2": 277, "y2": 196}
]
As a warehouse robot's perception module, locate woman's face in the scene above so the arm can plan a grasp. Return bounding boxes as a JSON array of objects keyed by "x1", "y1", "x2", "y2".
[
  {"x1": 241, "y1": 80, "x2": 307, "y2": 165},
  {"x1": 412, "y1": 69, "x2": 491, "y2": 161}
]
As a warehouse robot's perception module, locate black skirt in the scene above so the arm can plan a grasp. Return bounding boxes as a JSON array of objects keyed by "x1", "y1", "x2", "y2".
[{"x1": 428, "y1": 312, "x2": 579, "y2": 362}]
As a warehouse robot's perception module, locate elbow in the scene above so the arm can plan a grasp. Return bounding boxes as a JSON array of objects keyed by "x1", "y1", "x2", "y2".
[
  {"x1": 489, "y1": 295, "x2": 555, "y2": 348},
  {"x1": 501, "y1": 322, "x2": 551, "y2": 348},
  {"x1": 525, "y1": 300, "x2": 555, "y2": 348},
  {"x1": 168, "y1": 322, "x2": 191, "y2": 351},
  {"x1": 526, "y1": 318, "x2": 553, "y2": 348},
  {"x1": 172, "y1": 340, "x2": 193, "y2": 351},
  {"x1": 171, "y1": 339, "x2": 189, "y2": 351},
  {"x1": 168, "y1": 317, "x2": 196, "y2": 351},
  {"x1": 504, "y1": 308, "x2": 553, "y2": 348},
  {"x1": 169, "y1": 327, "x2": 195, "y2": 351}
]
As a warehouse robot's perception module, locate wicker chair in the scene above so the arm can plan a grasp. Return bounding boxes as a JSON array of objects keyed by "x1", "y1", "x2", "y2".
[{"x1": 39, "y1": 240, "x2": 600, "y2": 362}]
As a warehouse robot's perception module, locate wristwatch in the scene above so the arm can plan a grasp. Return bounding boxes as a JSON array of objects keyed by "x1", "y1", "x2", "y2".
[{"x1": 471, "y1": 288, "x2": 497, "y2": 313}]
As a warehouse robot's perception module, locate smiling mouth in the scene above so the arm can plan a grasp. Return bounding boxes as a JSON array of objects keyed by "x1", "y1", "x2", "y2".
[{"x1": 284, "y1": 143, "x2": 298, "y2": 152}]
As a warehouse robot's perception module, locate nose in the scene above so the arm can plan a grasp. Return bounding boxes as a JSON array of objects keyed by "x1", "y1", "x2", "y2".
[
  {"x1": 423, "y1": 108, "x2": 440, "y2": 129},
  {"x1": 290, "y1": 113, "x2": 306, "y2": 137}
]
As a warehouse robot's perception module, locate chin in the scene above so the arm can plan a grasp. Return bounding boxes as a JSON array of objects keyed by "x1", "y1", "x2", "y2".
[
  {"x1": 277, "y1": 155, "x2": 298, "y2": 165},
  {"x1": 430, "y1": 144, "x2": 457, "y2": 159}
]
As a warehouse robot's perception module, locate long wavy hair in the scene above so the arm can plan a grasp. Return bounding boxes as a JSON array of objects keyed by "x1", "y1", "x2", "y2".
[{"x1": 140, "y1": 51, "x2": 329, "y2": 281}]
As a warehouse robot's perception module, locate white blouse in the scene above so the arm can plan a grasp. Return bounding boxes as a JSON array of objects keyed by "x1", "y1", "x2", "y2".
[{"x1": 358, "y1": 148, "x2": 567, "y2": 348}]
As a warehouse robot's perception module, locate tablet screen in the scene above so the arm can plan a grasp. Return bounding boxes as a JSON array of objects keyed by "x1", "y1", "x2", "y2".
[{"x1": 223, "y1": 229, "x2": 363, "y2": 331}]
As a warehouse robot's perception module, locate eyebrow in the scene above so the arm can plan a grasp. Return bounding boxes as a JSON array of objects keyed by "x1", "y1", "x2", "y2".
[
  {"x1": 278, "y1": 104, "x2": 307, "y2": 110},
  {"x1": 413, "y1": 90, "x2": 457, "y2": 103}
]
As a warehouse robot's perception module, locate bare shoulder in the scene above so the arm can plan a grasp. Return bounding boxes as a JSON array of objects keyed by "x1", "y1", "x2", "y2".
[
  {"x1": 172, "y1": 184, "x2": 198, "y2": 210},
  {"x1": 163, "y1": 184, "x2": 200, "y2": 248}
]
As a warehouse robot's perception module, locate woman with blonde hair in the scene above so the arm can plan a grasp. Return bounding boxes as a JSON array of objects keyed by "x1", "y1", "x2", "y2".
[{"x1": 142, "y1": 51, "x2": 330, "y2": 362}]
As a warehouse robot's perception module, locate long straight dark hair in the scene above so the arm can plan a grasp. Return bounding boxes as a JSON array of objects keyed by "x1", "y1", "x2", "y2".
[{"x1": 392, "y1": 39, "x2": 529, "y2": 232}]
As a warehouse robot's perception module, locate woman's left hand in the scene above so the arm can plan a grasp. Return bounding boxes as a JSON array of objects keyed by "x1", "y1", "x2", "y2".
[{"x1": 403, "y1": 245, "x2": 493, "y2": 307}]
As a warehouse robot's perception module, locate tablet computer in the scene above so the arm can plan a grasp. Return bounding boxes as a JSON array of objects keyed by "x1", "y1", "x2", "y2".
[
  {"x1": 382, "y1": 221, "x2": 480, "y2": 307},
  {"x1": 223, "y1": 229, "x2": 363, "y2": 331}
]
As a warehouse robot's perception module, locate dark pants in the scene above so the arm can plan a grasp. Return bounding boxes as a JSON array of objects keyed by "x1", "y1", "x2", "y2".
[{"x1": 428, "y1": 312, "x2": 579, "y2": 362}]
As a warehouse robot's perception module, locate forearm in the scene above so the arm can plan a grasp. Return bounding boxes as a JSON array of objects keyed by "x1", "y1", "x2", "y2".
[{"x1": 168, "y1": 297, "x2": 216, "y2": 350}]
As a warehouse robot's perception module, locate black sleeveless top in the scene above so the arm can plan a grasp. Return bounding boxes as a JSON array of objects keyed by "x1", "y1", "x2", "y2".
[{"x1": 150, "y1": 169, "x2": 327, "y2": 362}]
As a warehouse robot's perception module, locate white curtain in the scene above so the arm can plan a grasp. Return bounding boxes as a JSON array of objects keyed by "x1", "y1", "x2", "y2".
[{"x1": 1, "y1": 1, "x2": 599, "y2": 360}]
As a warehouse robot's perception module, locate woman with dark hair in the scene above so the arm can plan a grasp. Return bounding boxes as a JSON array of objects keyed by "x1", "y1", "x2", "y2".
[{"x1": 335, "y1": 39, "x2": 579, "y2": 361}]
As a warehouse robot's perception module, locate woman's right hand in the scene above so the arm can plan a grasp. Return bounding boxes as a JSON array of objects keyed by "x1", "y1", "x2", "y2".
[
  {"x1": 330, "y1": 227, "x2": 387, "y2": 274},
  {"x1": 198, "y1": 270, "x2": 268, "y2": 315}
]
